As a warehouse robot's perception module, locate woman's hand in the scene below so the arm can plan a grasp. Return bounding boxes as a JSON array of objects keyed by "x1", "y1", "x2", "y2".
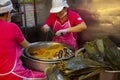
[
  {"x1": 41, "y1": 24, "x2": 50, "y2": 33},
  {"x1": 55, "y1": 28, "x2": 68, "y2": 36}
]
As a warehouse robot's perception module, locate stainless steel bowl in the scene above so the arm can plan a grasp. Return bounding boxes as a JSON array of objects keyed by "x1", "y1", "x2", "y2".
[
  {"x1": 21, "y1": 52, "x2": 59, "y2": 72},
  {"x1": 21, "y1": 42, "x2": 75, "y2": 71}
]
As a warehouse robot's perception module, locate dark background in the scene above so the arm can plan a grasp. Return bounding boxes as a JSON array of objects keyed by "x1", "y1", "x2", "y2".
[{"x1": 11, "y1": 0, "x2": 120, "y2": 48}]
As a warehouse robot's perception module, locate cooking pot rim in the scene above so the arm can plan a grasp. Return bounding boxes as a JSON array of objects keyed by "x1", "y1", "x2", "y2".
[{"x1": 23, "y1": 41, "x2": 75, "y2": 62}]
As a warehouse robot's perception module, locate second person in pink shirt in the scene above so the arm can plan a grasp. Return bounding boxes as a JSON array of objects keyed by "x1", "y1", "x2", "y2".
[{"x1": 42, "y1": 0, "x2": 87, "y2": 50}]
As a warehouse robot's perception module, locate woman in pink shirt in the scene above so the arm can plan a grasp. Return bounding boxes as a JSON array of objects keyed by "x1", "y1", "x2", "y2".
[
  {"x1": 42, "y1": 0, "x2": 87, "y2": 50},
  {"x1": 0, "y1": 0, "x2": 46, "y2": 80}
]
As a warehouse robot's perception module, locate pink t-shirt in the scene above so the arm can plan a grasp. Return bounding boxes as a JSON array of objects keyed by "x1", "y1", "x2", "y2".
[
  {"x1": 0, "y1": 20, "x2": 46, "y2": 79},
  {"x1": 0, "y1": 20, "x2": 24, "y2": 74},
  {"x1": 45, "y1": 9, "x2": 84, "y2": 49},
  {"x1": 45, "y1": 9, "x2": 84, "y2": 39}
]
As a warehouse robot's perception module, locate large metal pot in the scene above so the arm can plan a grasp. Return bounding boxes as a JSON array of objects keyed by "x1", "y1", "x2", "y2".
[{"x1": 21, "y1": 42, "x2": 75, "y2": 72}]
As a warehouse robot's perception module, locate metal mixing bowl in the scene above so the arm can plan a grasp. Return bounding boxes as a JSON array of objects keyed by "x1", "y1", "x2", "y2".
[{"x1": 21, "y1": 42, "x2": 75, "y2": 71}]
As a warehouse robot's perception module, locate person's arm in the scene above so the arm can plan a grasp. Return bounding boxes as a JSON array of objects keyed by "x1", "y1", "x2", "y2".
[
  {"x1": 68, "y1": 10, "x2": 87, "y2": 32},
  {"x1": 12, "y1": 23, "x2": 29, "y2": 48},
  {"x1": 41, "y1": 13, "x2": 55, "y2": 33},
  {"x1": 41, "y1": 24, "x2": 50, "y2": 33},
  {"x1": 20, "y1": 38, "x2": 29, "y2": 48},
  {"x1": 55, "y1": 22, "x2": 87, "y2": 36},
  {"x1": 68, "y1": 22, "x2": 87, "y2": 32}
]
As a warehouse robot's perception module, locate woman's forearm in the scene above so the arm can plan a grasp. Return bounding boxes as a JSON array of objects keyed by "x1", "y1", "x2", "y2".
[
  {"x1": 68, "y1": 22, "x2": 87, "y2": 32},
  {"x1": 20, "y1": 39, "x2": 29, "y2": 48}
]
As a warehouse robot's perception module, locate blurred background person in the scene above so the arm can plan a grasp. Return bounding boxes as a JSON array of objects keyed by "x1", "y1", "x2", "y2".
[{"x1": 42, "y1": 0, "x2": 87, "y2": 50}]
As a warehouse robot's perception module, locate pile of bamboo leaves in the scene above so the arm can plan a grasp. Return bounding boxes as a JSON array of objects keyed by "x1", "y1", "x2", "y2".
[{"x1": 45, "y1": 37, "x2": 120, "y2": 80}]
